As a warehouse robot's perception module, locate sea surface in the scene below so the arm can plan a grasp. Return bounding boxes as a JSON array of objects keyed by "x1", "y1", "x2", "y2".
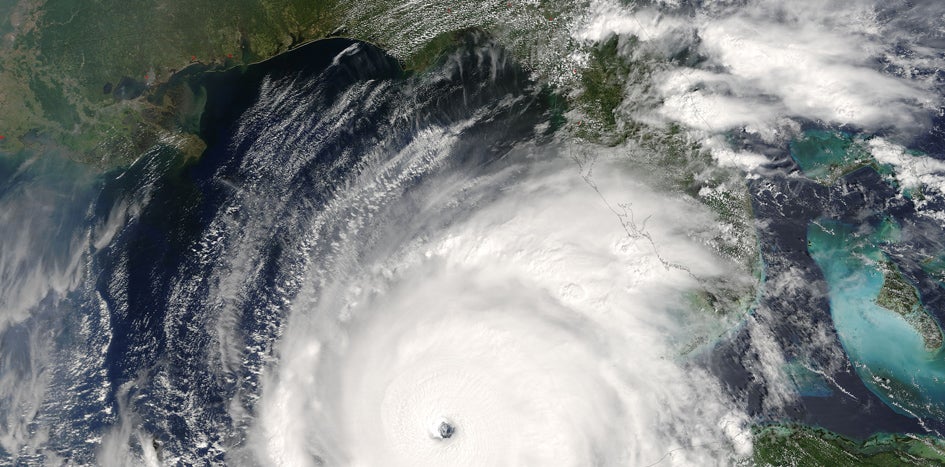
[{"x1": 1, "y1": 35, "x2": 945, "y2": 464}]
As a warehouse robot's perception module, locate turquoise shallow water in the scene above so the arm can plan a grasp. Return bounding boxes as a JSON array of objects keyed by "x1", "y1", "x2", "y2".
[
  {"x1": 808, "y1": 220, "x2": 945, "y2": 420},
  {"x1": 789, "y1": 131, "x2": 864, "y2": 181},
  {"x1": 789, "y1": 131, "x2": 898, "y2": 184}
]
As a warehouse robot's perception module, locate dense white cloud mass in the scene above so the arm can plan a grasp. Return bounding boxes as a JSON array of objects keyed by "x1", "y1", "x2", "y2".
[
  {"x1": 228, "y1": 70, "x2": 753, "y2": 464},
  {"x1": 252, "y1": 150, "x2": 752, "y2": 465},
  {"x1": 7, "y1": 1, "x2": 945, "y2": 464},
  {"x1": 870, "y1": 138, "x2": 945, "y2": 194},
  {"x1": 574, "y1": 0, "x2": 943, "y2": 171},
  {"x1": 693, "y1": 9, "x2": 930, "y2": 129},
  {"x1": 702, "y1": 136, "x2": 768, "y2": 173},
  {"x1": 655, "y1": 69, "x2": 779, "y2": 132},
  {"x1": 577, "y1": 5, "x2": 687, "y2": 43}
]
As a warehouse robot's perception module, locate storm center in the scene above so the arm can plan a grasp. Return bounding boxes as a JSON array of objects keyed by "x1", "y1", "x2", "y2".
[{"x1": 430, "y1": 417, "x2": 455, "y2": 440}]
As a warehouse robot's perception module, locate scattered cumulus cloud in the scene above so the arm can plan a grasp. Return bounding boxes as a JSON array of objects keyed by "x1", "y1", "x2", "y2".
[
  {"x1": 572, "y1": 0, "x2": 943, "y2": 174},
  {"x1": 870, "y1": 138, "x2": 945, "y2": 194}
]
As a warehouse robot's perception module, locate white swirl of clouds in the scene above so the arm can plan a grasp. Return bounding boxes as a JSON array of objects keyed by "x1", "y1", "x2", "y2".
[{"x1": 247, "y1": 117, "x2": 753, "y2": 464}]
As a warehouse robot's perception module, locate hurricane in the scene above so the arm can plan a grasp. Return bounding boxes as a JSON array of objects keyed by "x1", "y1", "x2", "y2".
[
  {"x1": 45, "y1": 35, "x2": 754, "y2": 465},
  {"x1": 5, "y1": 0, "x2": 945, "y2": 464},
  {"x1": 220, "y1": 39, "x2": 750, "y2": 466}
]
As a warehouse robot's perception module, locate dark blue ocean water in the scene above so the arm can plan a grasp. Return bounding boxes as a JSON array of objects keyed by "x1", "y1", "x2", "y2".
[
  {"x1": 0, "y1": 36, "x2": 555, "y2": 464},
  {"x1": 1, "y1": 34, "x2": 944, "y2": 464}
]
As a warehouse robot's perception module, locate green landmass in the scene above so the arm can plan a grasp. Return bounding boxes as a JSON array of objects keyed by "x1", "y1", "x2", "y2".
[
  {"x1": 876, "y1": 260, "x2": 943, "y2": 351},
  {"x1": 0, "y1": 0, "x2": 759, "y2": 274},
  {"x1": 1, "y1": 0, "x2": 588, "y2": 167},
  {"x1": 871, "y1": 218, "x2": 942, "y2": 352},
  {"x1": 577, "y1": 35, "x2": 637, "y2": 134},
  {"x1": 0, "y1": 0, "x2": 762, "y2": 312},
  {"x1": 809, "y1": 213, "x2": 942, "y2": 352},
  {"x1": 0, "y1": 0, "x2": 756, "y2": 269},
  {"x1": 752, "y1": 425, "x2": 945, "y2": 466},
  {"x1": 569, "y1": 34, "x2": 756, "y2": 265},
  {"x1": 401, "y1": 29, "x2": 467, "y2": 74},
  {"x1": 2, "y1": 0, "x2": 345, "y2": 165}
]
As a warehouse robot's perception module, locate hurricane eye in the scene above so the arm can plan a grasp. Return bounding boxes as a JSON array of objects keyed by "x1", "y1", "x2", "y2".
[{"x1": 433, "y1": 419, "x2": 455, "y2": 440}]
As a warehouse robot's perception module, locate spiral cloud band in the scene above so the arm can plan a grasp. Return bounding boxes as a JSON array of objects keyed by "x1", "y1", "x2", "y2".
[{"x1": 249, "y1": 129, "x2": 752, "y2": 465}]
